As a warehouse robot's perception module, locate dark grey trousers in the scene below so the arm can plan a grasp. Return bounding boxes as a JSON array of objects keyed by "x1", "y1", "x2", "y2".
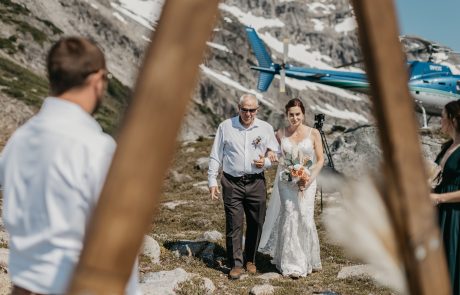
[{"x1": 221, "y1": 173, "x2": 267, "y2": 268}]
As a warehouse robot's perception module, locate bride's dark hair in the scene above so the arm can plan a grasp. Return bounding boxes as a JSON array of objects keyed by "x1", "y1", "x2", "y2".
[{"x1": 285, "y1": 98, "x2": 305, "y2": 114}]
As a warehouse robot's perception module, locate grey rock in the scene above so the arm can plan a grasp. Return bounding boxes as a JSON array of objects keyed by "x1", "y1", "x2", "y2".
[
  {"x1": 162, "y1": 201, "x2": 189, "y2": 211},
  {"x1": 185, "y1": 147, "x2": 196, "y2": 153},
  {"x1": 0, "y1": 248, "x2": 8, "y2": 269},
  {"x1": 256, "y1": 272, "x2": 282, "y2": 280},
  {"x1": 170, "y1": 171, "x2": 193, "y2": 183},
  {"x1": 199, "y1": 230, "x2": 223, "y2": 242},
  {"x1": 0, "y1": 231, "x2": 9, "y2": 244},
  {"x1": 143, "y1": 235, "x2": 161, "y2": 264},
  {"x1": 202, "y1": 277, "x2": 216, "y2": 294},
  {"x1": 195, "y1": 157, "x2": 209, "y2": 170},
  {"x1": 249, "y1": 284, "x2": 275, "y2": 295},
  {"x1": 141, "y1": 268, "x2": 190, "y2": 295}
]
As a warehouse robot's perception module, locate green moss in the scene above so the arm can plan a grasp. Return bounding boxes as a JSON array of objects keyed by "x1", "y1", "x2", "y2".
[
  {"x1": 16, "y1": 21, "x2": 48, "y2": 45},
  {"x1": 0, "y1": 37, "x2": 17, "y2": 54},
  {"x1": 0, "y1": 0, "x2": 30, "y2": 15},
  {"x1": 196, "y1": 102, "x2": 221, "y2": 127},
  {"x1": 93, "y1": 103, "x2": 123, "y2": 135},
  {"x1": 0, "y1": 56, "x2": 48, "y2": 108},
  {"x1": 37, "y1": 18, "x2": 63, "y2": 35},
  {"x1": 107, "y1": 77, "x2": 131, "y2": 105}
]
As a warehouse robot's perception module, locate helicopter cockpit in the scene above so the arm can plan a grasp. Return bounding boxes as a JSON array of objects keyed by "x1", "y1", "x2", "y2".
[{"x1": 457, "y1": 80, "x2": 460, "y2": 94}]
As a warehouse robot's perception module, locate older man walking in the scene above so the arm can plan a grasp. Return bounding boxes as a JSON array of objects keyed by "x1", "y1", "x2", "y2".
[{"x1": 208, "y1": 94, "x2": 279, "y2": 279}]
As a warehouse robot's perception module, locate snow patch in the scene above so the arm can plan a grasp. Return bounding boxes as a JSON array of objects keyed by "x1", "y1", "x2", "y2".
[
  {"x1": 206, "y1": 42, "x2": 232, "y2": 53},
  {"x1": 112, "y1": 12, "x2": 128, "y2": 24},
  {"x1": 308, "y1": 3, "x2": 335, "y2": 14},
  {"x1": 222, "y1": 71, "x2": 231, "y2": 77},
  {"x1": 224, "y1": 17, "x2": 233, "y2": 23},
  {"x1": 259, "y1": 32, "x2": 333, "y2": 69},
  {"x1": 219, "y1": 4, "x2": 284, "y2": 30},
  {"x1": 200, "y1": 65, "x2": 273, "y2": 107},
  {"x1": 312, "y1": 19, "x2": 325, "y2": 32},
  {"x1": 110, "y1": 0, "x2": 164, "y2": 30},
  {"x1": 335, "y1": 17, "x2": 357, "y2": 33},
  {"x1": 311, "y1": 104, "x2": 368, "y2": 123}
]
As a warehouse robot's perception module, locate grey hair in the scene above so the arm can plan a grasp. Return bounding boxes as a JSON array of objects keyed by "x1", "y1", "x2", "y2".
[{"x1": 238, "y1": 94, "x2": 258, "y2": 106}]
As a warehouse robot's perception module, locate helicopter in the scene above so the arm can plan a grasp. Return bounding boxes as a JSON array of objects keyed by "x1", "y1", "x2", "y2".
[{"x1": 245, "y1": 26, "x2": 460, "y2": 128}]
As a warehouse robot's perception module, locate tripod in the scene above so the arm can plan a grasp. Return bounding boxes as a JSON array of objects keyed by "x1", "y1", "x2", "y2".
[{"x1": 314, "y1": 121, "x2": 336, "y2": 211}]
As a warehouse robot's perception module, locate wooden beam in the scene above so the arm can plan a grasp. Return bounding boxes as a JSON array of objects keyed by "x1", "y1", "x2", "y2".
[
  {"x1": 67, "y1": 0, "x2": 219, "y2": 293},
  {"x1": 349, "y1": 0, "x2": 450, "y2": 294}
]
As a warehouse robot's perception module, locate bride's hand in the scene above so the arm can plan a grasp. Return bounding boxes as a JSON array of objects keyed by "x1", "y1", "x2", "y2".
[{"x1": 267, "y1": 150, "x2": 278, "y2": 163}]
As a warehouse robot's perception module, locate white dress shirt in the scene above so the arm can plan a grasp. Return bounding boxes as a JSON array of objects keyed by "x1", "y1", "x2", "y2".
[
  {"x1": 208, "y1": 116, "x2": 279, "y2": 187},
  {"x1": 0, "y1": 97, "x2": 140, "y2": 294}
]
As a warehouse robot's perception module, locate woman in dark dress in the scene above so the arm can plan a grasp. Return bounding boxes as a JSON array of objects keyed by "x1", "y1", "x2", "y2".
[{"x1": 431, "y1": 100, "x2": 460, "y2": 294}]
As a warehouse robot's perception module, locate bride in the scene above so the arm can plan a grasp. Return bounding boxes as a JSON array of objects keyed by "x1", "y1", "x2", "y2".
[{"x1": 259, "y1": 98, "x2": 324, "y2": 278}]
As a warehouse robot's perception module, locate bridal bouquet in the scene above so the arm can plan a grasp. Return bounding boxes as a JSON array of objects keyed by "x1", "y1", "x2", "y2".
[{"x1": 279, "y1": 152, "x2": 313, "y2": 191}]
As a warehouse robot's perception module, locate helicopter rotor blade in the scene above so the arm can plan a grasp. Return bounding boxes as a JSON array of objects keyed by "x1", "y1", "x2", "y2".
[
  {"x1": 280, "y1": 38, "x2": 288, "y2": 93},
  {"x1": 335, "y1": 59, "x2": 363, "y2": 68}
]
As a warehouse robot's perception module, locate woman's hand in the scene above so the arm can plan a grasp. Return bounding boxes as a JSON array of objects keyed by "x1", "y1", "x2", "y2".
[
  {"x1": 430, "y1": 193, "x2": 442, "y2": 206},
  {"x1": 297, "y1": 175, "x2": 311, "y2": 191}
]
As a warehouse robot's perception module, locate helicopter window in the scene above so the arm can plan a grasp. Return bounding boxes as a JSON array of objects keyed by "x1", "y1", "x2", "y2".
[
  {"x1": 438, "y1": 82, "x2": 446, "y2": 85},
  {"x1": 457, "y1": 81, "x2": 460, "y2": 93},
  {"x1": 423, "y1": 80, "x2": 429, "y2": 83}
]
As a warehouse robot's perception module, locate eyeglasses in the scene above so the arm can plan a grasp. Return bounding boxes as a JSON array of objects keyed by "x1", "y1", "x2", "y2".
[
  {"x1": 103, "y1": 71, "x2": 113, "y2": 81},
  {"x1": 240, "y1": 107, "x2": 258, "y2": 113},
  {"x1": 85, "y1": 69, "x2": 112, "y2": 81}
]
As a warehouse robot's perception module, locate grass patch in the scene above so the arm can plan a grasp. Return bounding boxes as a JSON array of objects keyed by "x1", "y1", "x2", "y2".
[
  {"x1": 0, "y1": 56, "x2": 48, "y2": 108},
  {"x1": 107, "y1": 76, "x2": 131, "y2": 105},
  {"x1": 0, "y1": 0, "x2": 30, "y2": 16},
  {"x1": 0, "y1": 55, "x2": 129, "y2": 136},
  {"x1": 0, "y1": 0, "x2": 61, "y2": 48},
  {"x1": 16, "y1": 21, "x2": 48, "y2": 45},
  {"x1": 0, "y1": 36, "x2": 17, "y2": 54},
  {"x1": 176, "y1": 276, "x2": 209, "y2": 295}
]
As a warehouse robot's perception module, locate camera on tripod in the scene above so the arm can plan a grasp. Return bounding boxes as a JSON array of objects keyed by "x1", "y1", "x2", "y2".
[{"x1": 314, "y1": 113, "x2": 325, "y2": 130}]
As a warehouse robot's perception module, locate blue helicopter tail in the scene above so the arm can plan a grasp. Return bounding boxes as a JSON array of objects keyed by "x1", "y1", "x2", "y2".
[{"x1": 245, "y1": 26, "x2": 275, "y2": 92}]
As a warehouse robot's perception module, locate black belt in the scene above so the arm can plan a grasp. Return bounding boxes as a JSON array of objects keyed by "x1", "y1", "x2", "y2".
[{"x1": 223, "y1": 172, "x2": 264, "y2": 182}]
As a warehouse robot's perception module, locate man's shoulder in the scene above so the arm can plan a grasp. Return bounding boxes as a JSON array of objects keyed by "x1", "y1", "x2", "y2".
[
  {"x1": 219, "y1": 117, "x2": 237, "y2": 128},
  {"x1": 255, "y1": 118, "x2": 274, "y2": 130}
]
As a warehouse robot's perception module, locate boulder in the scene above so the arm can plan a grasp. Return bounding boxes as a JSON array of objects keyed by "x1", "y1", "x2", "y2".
[
  {"x1": 195, "y1": 157, "x2": 209, "y2": 170},
  {"x1": 143, "y1": 236, "x2": 161, "y2": 264},
  {"x1": 249, "y1": 284, "x2": 275, "y2": 295},
  {"x1": 141, "y1": 268, "x2": 190, "y2": 295}
]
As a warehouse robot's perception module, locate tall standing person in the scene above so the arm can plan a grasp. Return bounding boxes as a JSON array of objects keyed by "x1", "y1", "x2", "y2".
[
  {"x1": 431, "y1": 100, "x2": 460, "y2": 294},
  {"x1": 208, "y1": 94, "x2": 279, "y2": 279},
  {"x1": 259, "y1": 98, "x2": 324, "y2": 279},
  {"x1": 0, "y1": 37, "x2": 139, "y2": 294}
]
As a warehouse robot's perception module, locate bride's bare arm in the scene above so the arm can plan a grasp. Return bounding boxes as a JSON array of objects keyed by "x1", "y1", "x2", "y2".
[{"x1": 310, "y1": 128, "x2": 325, "y2": 181}]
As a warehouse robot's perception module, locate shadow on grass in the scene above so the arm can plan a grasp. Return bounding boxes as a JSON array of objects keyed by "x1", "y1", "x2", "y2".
[{"x1": 163, "y1": 240, "x2": 280, "y2": 275}]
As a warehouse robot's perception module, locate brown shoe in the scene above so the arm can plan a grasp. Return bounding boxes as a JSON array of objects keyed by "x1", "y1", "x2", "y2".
[
  {"x1": 245, "y1": 262, "x2": 257, "y2": 274},
  {"x1": 229, "y1": 266, "x2": 244, "y2": 279}
]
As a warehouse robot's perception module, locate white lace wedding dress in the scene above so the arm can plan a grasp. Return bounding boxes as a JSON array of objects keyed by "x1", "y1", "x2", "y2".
[{"x1": 259, "y1": 130, "x2": 322, "y2": 277}]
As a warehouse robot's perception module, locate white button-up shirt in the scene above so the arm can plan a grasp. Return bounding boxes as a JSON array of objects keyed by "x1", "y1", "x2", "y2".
[
  {"x1": 208, "y1": 116, "x2": 279, "y2": 187},
  {"x1": 0, "y1": 97, "x2": 139, "y2": 294}
]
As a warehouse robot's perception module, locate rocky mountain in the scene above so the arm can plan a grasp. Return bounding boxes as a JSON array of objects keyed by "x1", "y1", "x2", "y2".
[{"x1": 0, "y1": 0, "x2": 457, "y2": 174}]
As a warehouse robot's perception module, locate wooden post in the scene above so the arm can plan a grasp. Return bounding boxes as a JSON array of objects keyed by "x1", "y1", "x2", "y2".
[
  {"x1": 67, "y1": 0, "x2": 219, "y2": 293},
  {"x1": 350, "y1": 0, "x2": 450, "y2": 294}
]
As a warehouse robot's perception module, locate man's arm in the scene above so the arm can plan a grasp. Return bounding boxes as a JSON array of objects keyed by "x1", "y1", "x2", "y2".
[
  {"x1": 208, "y1": 124, "x2": 224, "y2": 199},
  {"x1": 263, "y1": 125, "x2": 281, "y2": 168}
]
